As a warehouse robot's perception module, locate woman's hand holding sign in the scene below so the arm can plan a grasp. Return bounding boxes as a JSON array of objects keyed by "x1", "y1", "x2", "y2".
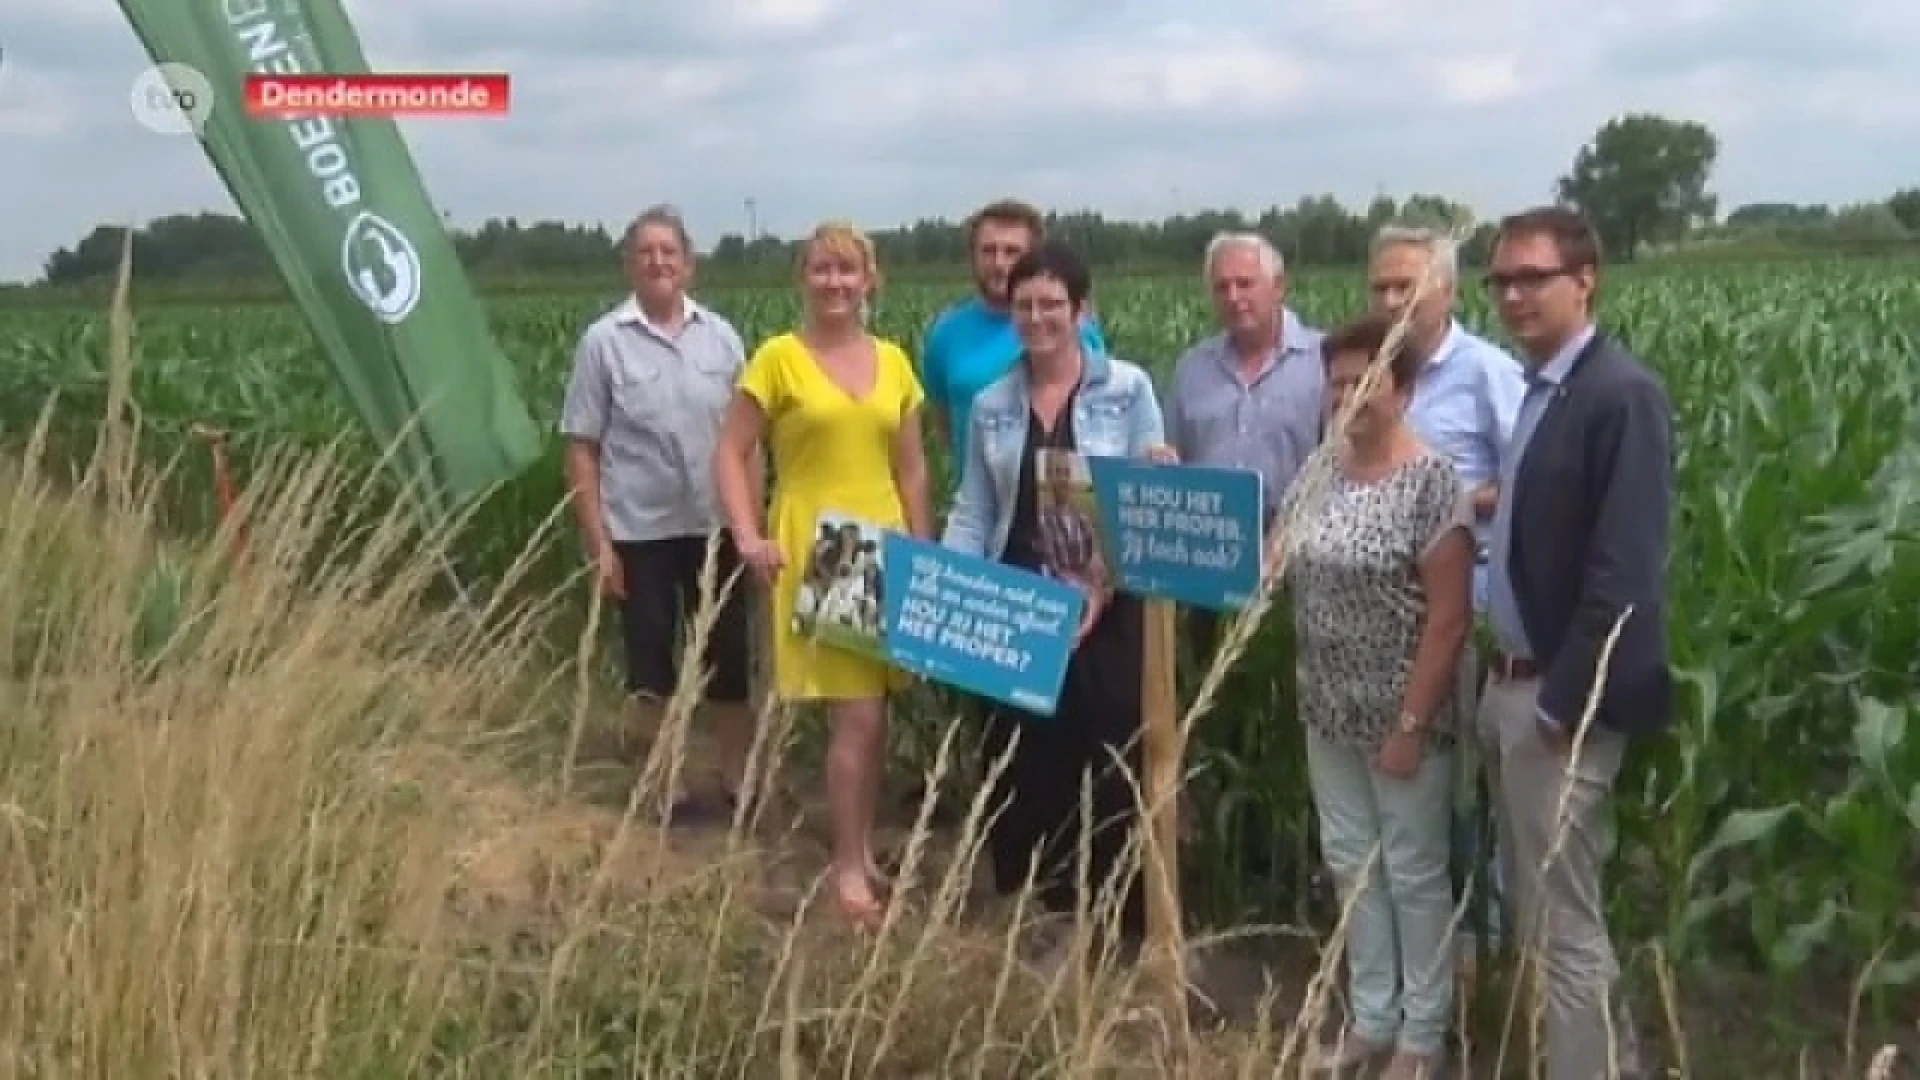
[
  {"x1": 1073, "y1": 582, "x2": 1112, "y2": 648},
  {"x1": 736, "y1": 533, "x2": 785, "y2": 586}
]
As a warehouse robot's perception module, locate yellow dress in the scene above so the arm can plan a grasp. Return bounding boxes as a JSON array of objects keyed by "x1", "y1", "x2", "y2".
[{"x1": 738, "y1": 331, "x2": 923, "y2": 702}]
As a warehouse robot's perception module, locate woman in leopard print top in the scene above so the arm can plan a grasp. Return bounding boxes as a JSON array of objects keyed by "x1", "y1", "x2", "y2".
[{"x1": 1277, "y1": 312, "x2": 1475, "y2": 1080}]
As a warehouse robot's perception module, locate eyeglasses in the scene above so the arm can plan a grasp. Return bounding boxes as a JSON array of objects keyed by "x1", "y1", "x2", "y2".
[{"x1": 1482, "y1": 266, "x2": 1573, "y2": 294}]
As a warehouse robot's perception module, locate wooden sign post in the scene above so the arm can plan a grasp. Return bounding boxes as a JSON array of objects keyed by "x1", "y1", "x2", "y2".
[
  {"x1": 1084, "y1": 456, "x2": 1265, "y2": 1049},
  {"x1": 1140, "y1": 596, "x2": 1190, "y2": 1043}
]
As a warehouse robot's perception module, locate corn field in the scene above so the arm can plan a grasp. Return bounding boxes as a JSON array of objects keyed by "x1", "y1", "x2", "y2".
[{"x1": 2, "y1": 261, "x2": 1916, "y2": 1023}]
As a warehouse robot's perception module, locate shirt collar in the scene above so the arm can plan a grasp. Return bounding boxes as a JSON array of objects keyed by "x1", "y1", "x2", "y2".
[
  {"x1": 1083, "y1": 346, "x2": 1114, "y2": 385},
  {"x1": 615, "y1": 293, "x2": 699, "y2": 331},
  {"x1": 1533, "y1": 323, "x2": 1595, "y2": 386},
  {"x1": 1279, "y1": 308, "x2": 1313, "y2": 355},
  {"x1": 1211, "y1": 308, "x2": 1310, "y2": 371},
  {"x1": 1424, "y1": 320, "x2": 1467, "y2": 369}
]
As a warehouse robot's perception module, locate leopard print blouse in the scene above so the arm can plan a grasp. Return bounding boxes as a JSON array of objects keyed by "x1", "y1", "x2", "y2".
[{"x1": 1279, "y1": 448, "x2": 1473, "y2": 751}]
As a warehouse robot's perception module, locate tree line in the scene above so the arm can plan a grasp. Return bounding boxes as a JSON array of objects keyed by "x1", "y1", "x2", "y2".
[{"x1": 25, "y1": 113, "x2": 1920, "y2": 292}]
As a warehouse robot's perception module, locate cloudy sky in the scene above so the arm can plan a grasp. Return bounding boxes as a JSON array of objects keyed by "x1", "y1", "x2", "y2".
[{"x1": 1, "y1": 0, "x2": 1915, "y2": 283}]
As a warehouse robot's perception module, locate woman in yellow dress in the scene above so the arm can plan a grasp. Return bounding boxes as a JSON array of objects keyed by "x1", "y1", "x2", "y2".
[{"x1": 713, "y1": 221, "x2": 934, "y2": 926}]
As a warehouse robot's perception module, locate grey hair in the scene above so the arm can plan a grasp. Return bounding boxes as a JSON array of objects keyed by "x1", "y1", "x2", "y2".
[
  {"x1": 1371, "y1": 224, "x2": 1459, "y2": 283},
  {"x1": 1203, "y1": 231, "x2": 1284, "y2": 278},
  {"x1": 622, "y1": 203, "x2": 693, "y2": 254}
]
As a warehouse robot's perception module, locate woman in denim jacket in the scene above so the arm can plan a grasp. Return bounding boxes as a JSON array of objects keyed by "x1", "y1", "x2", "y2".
[{"x1": 940, "y1": 242, "x2": 1172, "y2": 952}]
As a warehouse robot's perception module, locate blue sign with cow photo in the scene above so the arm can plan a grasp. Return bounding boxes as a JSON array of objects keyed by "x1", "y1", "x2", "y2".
[{"x1": 880, "y1": 534, "x2": 1084, "y2": 717}]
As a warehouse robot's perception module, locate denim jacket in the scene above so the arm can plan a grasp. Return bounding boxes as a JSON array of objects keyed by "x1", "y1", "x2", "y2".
[{"x1": 941, "y1": 349, "x2": 1166, "y2": 560}]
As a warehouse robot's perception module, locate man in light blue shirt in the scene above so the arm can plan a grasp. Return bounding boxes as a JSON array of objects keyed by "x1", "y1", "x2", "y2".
[
  {"x1": 920, "y1": 199, "x2": 1106, "y2": 470},
  {"x1": 1369, "y1": 225, "x2": 1528, "y2": 609},
  {"x1": 1367, "y1": 223, "x2": 1528, "y2": 981}
]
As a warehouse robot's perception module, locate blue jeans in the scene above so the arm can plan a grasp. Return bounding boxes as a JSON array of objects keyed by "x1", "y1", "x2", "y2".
[{"x1": 1305, "y1": 727, "x2": 1456, "y2": 1055}]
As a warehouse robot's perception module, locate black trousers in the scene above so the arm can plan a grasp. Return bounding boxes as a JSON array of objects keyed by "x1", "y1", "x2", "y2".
[
  {"x1": 1188, "y1": 608, "x2": 1223, "y2": 663},
  {"x1": 616, "y1": 534, "x2": 751, "y2": 703},
  {"x1": 982, "y1": 594, "x2": 1147, "y2": 941}
]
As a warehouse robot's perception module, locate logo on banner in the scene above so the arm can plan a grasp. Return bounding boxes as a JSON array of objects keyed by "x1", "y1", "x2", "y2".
[{"x1": 341, "y1": 211, "x2": 422, "y2": 322}]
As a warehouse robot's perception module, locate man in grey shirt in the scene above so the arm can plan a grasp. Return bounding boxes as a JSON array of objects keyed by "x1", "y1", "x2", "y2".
[
  {"x1": 1165, "y1": 231, "x2": 1326, "y2": 656},
  {"x1": 559, "y1": 204, "x2": 760, "y2": 827}
]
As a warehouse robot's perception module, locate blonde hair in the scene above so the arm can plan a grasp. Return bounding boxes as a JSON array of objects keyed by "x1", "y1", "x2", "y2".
[
  {"x1": 797, "y1": 221, "x2": 881, "y2": 323},
  {"x1": 798, "y1": 221, "x2": 882, "y2": 294}
]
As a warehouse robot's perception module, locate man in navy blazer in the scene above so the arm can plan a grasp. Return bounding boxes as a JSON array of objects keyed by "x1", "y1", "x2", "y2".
[{"x1": 1479, "y1": 206, "x2": 1674, "y2": 1080}]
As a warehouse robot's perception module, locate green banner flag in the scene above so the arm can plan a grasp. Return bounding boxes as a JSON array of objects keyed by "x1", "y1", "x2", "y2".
[{"x1": 113, "y1": 0, "x2": 543, "y2": 528}]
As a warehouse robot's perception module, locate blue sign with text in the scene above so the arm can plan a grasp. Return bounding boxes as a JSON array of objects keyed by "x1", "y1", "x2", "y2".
[
  {"x1": 881, "y1": 534, "x2": 1084, "y2": 717},
  {"x1": 1085, "y1": 457, "x2": 1264, "y2": 611}
]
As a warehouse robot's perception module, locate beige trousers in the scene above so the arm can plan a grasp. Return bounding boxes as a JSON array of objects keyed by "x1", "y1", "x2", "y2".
[{"x1": 1476, "y1": 673, "x2": 1643, "y2": 1080}]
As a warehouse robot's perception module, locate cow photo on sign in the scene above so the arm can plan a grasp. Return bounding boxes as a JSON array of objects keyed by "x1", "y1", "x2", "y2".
[{"x1": 792, "y1": 513, "x2": 888, "y2": 661}]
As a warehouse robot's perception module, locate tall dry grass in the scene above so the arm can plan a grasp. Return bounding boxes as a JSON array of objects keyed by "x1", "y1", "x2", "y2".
[
  {"x1": 0, "y1": 366, "x2": 1286, "y2": 1076},
  {"x1": 0, "y1": 415, "x2": 539, "y2": 1075}
]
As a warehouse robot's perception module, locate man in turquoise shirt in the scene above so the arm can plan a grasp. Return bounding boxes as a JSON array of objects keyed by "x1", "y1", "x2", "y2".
[{"x1": 921, "y1": 198, "x2": 1106, "y2": 471}]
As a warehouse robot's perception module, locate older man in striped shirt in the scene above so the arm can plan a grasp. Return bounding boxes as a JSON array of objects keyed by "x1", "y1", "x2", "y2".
[{"x1": 1165, "y1": 231, "x2": 1327, "y2": 658}]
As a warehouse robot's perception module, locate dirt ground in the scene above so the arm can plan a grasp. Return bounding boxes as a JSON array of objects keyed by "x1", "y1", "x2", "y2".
[{"x1": 425, "y1": 700, "x2": 1917, "y2": 1079}]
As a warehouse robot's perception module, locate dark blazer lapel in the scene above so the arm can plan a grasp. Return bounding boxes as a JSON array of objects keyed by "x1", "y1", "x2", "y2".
[
  {"x1": 1561, "y1": 328, "x2": 1610, "y2": 386},
  {"x1": 1512, "y1": 330, "x2": 1609, "y2": 515}
]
